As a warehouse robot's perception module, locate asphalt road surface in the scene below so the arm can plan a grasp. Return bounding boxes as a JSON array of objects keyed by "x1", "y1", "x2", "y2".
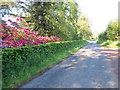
[{"x1": 21, "y1": 42, "x2": 118, "y2": 88}]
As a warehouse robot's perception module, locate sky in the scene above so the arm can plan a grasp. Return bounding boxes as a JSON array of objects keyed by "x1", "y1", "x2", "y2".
[{"x1": 75, "y1": 0, "x2": 119, "y2": 36}]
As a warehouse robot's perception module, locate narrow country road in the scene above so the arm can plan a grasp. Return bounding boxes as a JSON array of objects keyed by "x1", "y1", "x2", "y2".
[{"x1": 21, "y1": 42, "x2": 118, "y2": 88}]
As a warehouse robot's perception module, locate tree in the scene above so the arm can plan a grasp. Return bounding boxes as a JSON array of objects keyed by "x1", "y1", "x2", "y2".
[
  {"x1": 98, "y1": 19, "x2": 118, "y2": 41},
  {"x1": 77, "y1": 15, "x2": 93, "y2": 40},
  {"x1": 1, "y1": 0, "x2": 94, "y2": 41}
]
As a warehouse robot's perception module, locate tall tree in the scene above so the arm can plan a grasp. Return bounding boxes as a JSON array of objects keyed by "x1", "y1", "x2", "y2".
[
  {"x1": 98, "y1": 19, "x2": 118, "y2": 41},
  {"x1": 77, "y1": 15, "x2": 93, "y2": 40}
]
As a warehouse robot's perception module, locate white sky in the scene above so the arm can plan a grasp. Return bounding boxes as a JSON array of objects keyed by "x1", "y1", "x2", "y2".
[{"x1": 75, "y1": 0, "x2": 119, "y2": 36}]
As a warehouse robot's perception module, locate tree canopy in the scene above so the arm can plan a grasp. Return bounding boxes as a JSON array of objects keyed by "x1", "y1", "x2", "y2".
[
  {"x1": 0, "y1": 0, "x2": 93, "y2": 41},
  {"x1": 77, "y1": 15, "x2": 93, "y2": 40},
  {"x1": 98, "y1": 19, "x2": 119, "y2": 41}
]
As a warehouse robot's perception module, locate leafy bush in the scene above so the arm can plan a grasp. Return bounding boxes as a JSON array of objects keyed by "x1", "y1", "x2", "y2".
[
  {"x1": 2, "y1": 40, "x2": 88, "y2": 88},
  {"x1": 0, "y1": 17, "x2": 62, "y2": 48}
]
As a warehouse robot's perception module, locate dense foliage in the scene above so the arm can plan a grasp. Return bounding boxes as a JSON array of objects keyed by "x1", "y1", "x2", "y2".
[
  {"x1": 0, "y1": 17, "x2": 62, "y2": 48},
  {"x1": 2, "y1": 40, "x2": 88, "y2": 88},
  {"x1": 98, "y1": 19, "x2": 119, "y2": 41},
  {"x1": 0, "y1": 0, "x2": 93, "y2": 41},
  {"x1": 28, "y1": 1, "x2": 79, "y2": 40},
  {"x1": 77, "y1": 15, "x2": 93, "y2": 40}
]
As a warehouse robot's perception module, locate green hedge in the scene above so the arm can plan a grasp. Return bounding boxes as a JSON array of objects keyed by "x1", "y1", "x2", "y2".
[{"x1": 2, "y1": 40, "x2": 88, "y2": 88}]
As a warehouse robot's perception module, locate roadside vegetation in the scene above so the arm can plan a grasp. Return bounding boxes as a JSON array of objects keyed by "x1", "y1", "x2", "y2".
[
  {"x1": 97, "y1": 40, "x2": 119, "y2": 48},
  {"x1": 97, "y1": 19, "x2": 119, "y2": 48},
  {"x1": 3, "y1": 40, "x2": 88, "y2": 88}
]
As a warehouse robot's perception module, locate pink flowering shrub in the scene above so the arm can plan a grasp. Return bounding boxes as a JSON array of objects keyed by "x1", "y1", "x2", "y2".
[{"x1": 0, "y1": 17, "x2": 62, "y2": 48}]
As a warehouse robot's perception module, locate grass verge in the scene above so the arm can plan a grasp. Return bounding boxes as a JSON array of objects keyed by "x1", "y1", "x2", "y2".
[{"x1": 97, "y1": 40, "x2": 120, "y2": 48}]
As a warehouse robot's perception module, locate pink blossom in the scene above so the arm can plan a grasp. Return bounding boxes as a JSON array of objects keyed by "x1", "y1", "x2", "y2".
[
  {"x1": 9, "y1": 40, "x2": 15, "y2": 46},
  {"x1": 42, "y1": 39, "x2": 48, "y2": 44},
  {"x1": 0, "y1": 24, "x2": 2, "y2": 28},
  {"x1": 8, "y1": 19, "x2": 12, "y2": 23},
  {"x1": 16, "y1": 17, "x2": 19, "y2": 21},
  {"x1": 16, "y1": 17, "x2": 23, "y2": 21},
  {"x1": 18, "y1": 43, "x2": 23, "y2": 46},
  {"x1": 11, "y1": 22, "x2": 18, "y2": 27},
  {"x1": 1, "y1": 17, "x2": 62, "y2": 48},
  {"x1": 24, "y1": 41, "x2": 29, "y2": 45},
  {"x1": 19, "y1": 18, "x2": 23, "y2": 21},
  {"x1": 24, "y1": 28, "x2": 30, "y2": 32}
]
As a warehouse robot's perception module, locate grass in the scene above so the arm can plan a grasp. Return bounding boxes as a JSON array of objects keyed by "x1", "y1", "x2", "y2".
[
  {"x1": 3, "y1": 40, "x2": 88, "y2": 88},
  {"x1": 97, "y1": 40, "x2": 120, "y2": 48}
]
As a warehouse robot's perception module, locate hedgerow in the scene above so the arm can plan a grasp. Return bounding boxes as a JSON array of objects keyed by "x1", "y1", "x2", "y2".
[{"x1": 2, "y1": 40, "x2": 88, "y2": 88}]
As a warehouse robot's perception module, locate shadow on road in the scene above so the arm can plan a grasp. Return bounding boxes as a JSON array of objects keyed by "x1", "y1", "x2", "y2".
[{"x1": 21, "y1": 42, "x2": 119, "y2": 88}]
